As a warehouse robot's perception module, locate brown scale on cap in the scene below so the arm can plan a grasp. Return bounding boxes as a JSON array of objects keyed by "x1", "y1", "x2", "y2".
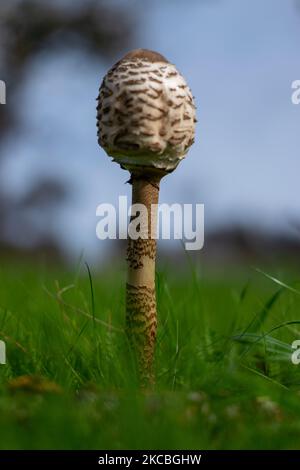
[{"x1": 121, "y1": 48, "x2": 169, "y2": 64}]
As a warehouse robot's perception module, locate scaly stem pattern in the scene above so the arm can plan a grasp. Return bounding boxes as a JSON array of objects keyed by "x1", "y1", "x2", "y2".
[{"x1": 126, "y1": 173, "x2": 161, "y2": 385}]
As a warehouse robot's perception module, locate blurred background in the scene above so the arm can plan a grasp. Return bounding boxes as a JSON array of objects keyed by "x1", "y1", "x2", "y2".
[{"x1": 0, "y1": 0, "x2": 300, "y2": 269}]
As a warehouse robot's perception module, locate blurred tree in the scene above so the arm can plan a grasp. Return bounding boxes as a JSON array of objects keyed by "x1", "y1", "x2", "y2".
[{"x1": 0, "y1": 0, "x2": 135, "y2": 253}]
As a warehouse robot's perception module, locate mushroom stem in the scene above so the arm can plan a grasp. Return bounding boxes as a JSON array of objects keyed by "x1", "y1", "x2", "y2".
[{"x1": 126, "y1": 173, "x2": 162, "y2": 384}]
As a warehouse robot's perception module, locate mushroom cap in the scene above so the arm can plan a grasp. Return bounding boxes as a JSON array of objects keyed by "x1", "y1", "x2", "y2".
[{"x1": 97, "y1": 49, "x2": 196, "y2": 175}]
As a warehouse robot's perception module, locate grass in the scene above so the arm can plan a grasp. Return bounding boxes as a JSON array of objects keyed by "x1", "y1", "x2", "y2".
[{"x1": 1, "y1": 259, "x2": 300, "y2": 449}]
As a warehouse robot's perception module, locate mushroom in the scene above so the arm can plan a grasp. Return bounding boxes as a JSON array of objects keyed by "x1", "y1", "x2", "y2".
[{"x1": 97, "y1": 49, "x2": 196, "y2": 384}]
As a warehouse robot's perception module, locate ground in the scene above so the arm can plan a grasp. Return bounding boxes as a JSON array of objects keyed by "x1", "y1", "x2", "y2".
[{"x1": 0, "y1": 259, "x2": 300, "y2": 449}]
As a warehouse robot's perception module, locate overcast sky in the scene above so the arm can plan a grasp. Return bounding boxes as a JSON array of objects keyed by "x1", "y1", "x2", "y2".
[{"x1": 1, "y1": 0, "x2": 300, "y2": 259}]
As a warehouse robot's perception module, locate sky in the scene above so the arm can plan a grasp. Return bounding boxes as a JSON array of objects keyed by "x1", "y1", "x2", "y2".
[{"x1": 1, "y1": 0, "x2": 300, "y2": 260}]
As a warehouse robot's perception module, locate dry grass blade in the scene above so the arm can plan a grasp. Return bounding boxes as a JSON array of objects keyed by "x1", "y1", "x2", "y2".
[{"x1": 43, "y1": 285, "x2": 124, "y2": 333}]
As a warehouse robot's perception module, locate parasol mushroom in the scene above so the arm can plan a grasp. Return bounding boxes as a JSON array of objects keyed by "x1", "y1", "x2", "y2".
[{"x1": 97, "y1": 49, "x2": 196, "y2": 384}]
